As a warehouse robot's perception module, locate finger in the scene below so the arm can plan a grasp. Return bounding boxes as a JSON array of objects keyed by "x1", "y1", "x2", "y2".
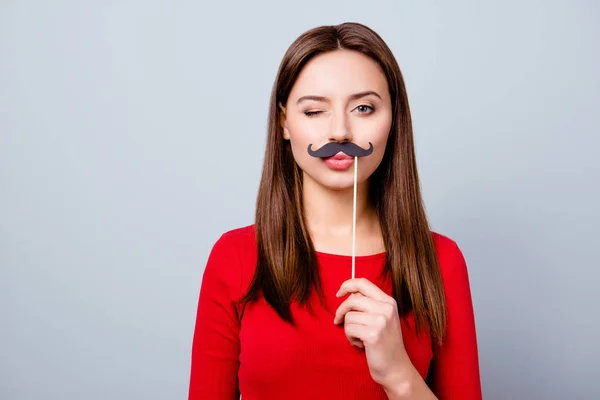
[
  {"x1": 334, "y1": 293, "x2": 375, "y2": 324},
  {"x1": 344, "y1": 322, "x2": 378, "y2": 347},
  {"x1": 333, "y1": 293, "x2": 383, "y2": 324},
  {"x1": 343, "y1": 311, "x2": 387, "y2": 329},
  {"x1": 337, "y1": 277, "x2": 392, "y2": 303}
]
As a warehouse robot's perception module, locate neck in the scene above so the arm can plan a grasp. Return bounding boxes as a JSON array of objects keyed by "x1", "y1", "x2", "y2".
[{"x1": 302, "y1": 171, "x2": 379, "y2": 240}]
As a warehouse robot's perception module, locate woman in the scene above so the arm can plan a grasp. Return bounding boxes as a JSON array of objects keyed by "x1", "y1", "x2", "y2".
[{"x1": 189, "y1": 22, "x2": 482, "y2": 399}]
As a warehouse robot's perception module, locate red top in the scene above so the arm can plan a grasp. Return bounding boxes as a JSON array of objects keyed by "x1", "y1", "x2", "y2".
[{"x1": 189, "y1": 225, "x2": 482, "y2": 400}]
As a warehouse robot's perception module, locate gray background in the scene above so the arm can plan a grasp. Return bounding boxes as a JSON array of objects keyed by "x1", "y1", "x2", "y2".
[{"x1": 1, "y1": 1, "x2": 598, "y2": 399}]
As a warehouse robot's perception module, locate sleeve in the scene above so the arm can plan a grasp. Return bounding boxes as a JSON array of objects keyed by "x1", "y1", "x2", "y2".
[
  {"x1": 430, "y1": 241, "x2": 482, "y2": 400},
  {"x1": 188, "y1": 232, "x2": 242, "y2": 400}
]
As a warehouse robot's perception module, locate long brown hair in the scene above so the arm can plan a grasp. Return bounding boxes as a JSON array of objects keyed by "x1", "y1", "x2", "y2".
[{"x1": 238, "y1": 22, "x2": 447, "y2": 344}]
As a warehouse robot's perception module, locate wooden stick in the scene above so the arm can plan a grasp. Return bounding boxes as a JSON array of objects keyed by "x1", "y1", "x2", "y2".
[{"x1": 352, "y1": 156, "x2": 358, "y2": 279}]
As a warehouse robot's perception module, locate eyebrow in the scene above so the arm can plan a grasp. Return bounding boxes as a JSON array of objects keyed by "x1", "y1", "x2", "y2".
[{"x1": 295, "y1": 90, "x2": 382, "y2": 105}]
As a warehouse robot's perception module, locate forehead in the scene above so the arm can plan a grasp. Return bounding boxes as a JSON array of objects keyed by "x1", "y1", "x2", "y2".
[{"x1": 288, "y1": 50, "x2": 389, "y2": 102}]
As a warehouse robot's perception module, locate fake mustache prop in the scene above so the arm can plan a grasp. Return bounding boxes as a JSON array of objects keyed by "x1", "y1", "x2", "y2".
[{"x1": 307, "y1": 141, "x2": 374, "y2": 158}]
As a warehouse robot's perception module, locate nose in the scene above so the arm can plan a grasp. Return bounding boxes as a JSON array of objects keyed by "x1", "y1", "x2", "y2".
[{"x1": 329, "y1": 109, "x2": 352, "y2": 143}]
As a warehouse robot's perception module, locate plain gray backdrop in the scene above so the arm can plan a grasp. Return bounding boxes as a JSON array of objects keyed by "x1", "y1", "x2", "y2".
[{"x1": 2, "y1": 1, "x2": 598, "y2": 399}]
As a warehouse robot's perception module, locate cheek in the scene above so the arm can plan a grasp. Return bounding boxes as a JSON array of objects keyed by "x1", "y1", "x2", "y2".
[
  {"x1": 359, "y1": 131, "x2": 390, "y2": 180},
  {"x1": 286, "y1": 118, "x2": 321, "y2": 162},
  {"x1": 355, "y1": 111, "x2": 391, "y2": 146},
  {"x1": 358, "y1": 148, "x2": 386, "y2": 182},
  {"x1": 289, "y1": 140, "x2": 308, "y2": 166},
  {"x1": 372, "y1": 114, "x2": 392, "y2": 145},
  {"x1": 286, "y1": 134, "x2": 314, "y2": 172},
  {"x1": 286, "y1": 116, "x2": 309, "y2": 144}
]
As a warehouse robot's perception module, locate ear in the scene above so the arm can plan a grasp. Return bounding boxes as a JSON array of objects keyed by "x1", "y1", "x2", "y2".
[{"x1": 278, "y1": 102, "x2": 290, "y2": 140}]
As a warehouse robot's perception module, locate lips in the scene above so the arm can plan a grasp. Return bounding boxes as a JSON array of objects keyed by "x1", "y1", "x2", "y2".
[
  {"x1": 323, "y1": 152, "x2": 354, "y2": 170},
  {"x1": 326, "y1": 152, "x2": 353, "y2": 161}
]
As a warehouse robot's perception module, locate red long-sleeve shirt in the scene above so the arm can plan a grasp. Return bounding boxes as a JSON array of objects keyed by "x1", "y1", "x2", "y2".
[{"x1": 189, "y1": 225, "x2": 481, "y2": 399}]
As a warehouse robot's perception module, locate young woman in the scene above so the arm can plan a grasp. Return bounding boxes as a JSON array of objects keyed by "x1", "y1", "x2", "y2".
[{"x1": 189, "y1": 22, "x2": 482, "y2": 400}]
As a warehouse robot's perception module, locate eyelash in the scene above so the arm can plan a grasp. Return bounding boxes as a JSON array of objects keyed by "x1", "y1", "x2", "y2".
[
  {"x1": 304, "y1": 110, "x2": 322, "y2": 117},
  {"x1": 303, "y1": 105, "x2": 375, "y2": 117}
]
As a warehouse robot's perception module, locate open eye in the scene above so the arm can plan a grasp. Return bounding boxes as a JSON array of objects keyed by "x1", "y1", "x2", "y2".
[{"x1": 355, "y1": 105, "x2": 374, "y2": 114}]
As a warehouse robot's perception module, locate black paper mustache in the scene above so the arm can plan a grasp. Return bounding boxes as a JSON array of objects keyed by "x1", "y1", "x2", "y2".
[{"x1": 307, "y1": 142, "x2": 374, "y2": 158}]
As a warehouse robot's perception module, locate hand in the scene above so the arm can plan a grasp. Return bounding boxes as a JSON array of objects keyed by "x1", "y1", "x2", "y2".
[{"x1": 333, "y1": 277, "x2": 412, "y2": 389}]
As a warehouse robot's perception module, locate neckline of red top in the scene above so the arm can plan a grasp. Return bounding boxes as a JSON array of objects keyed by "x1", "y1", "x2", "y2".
[{"x1": 314, "y1": 250, "x2": 387, "y2": 262}]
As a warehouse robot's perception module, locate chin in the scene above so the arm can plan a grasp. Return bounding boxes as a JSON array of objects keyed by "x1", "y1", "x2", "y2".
[
  {"x1": 300, "y1": 163, "x2": 369, "y2": 191},
  {"x1": 312, "y1": 173, "x2": 357, "y2": 191}
]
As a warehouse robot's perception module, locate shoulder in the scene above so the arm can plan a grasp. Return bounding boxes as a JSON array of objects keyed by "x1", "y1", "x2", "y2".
[
  {"x1": 204, "y1": 224, "x2": 257, "y2": 292},
  {"x1": 213, "y1": 225, "x2": 257, "y2": 265},
  {"x1": 431, "y1": 231, "x2": 470, "y2": 285},
  {"x1": 213, "y1": 224, "x2": 256, "y2": 249},
  {"x1": 431, "y1": 231, "x2": 462, "y2": 261}
]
